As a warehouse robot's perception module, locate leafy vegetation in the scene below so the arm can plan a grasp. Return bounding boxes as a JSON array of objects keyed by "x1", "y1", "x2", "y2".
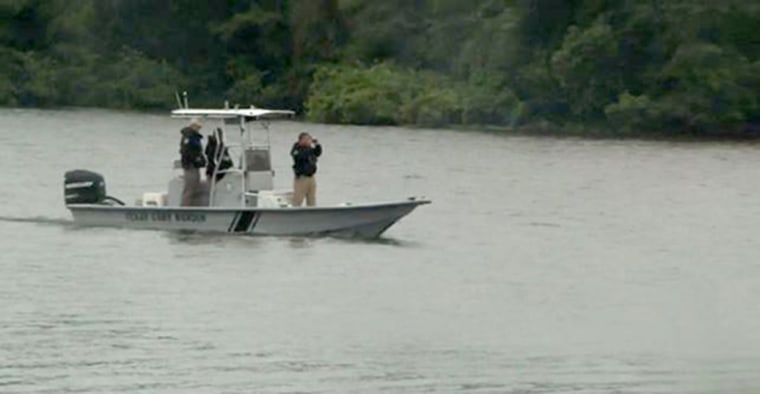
[{"x1": 1, "y1": 0, "x2": 759, "y2": 135}]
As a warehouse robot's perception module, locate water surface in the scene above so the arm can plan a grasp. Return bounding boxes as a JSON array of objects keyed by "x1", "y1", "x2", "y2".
[{"x1": 1, "y1": 109, "x2": 759, "y2": 393}]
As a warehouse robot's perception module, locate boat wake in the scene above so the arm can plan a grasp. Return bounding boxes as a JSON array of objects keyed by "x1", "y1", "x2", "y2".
[{"x1": 0, "y1": 215, "x2": 75, "y2": 227}]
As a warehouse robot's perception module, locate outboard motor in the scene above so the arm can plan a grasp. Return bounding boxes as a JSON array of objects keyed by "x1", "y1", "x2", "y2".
[{"x1": 64, "y1": 170, "x2": 107, "y2": 205}]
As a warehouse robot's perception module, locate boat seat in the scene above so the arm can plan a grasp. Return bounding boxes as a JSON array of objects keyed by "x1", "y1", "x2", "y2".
[{"x1": 140, "y1": 192, "x2": 168, "y2": 207}]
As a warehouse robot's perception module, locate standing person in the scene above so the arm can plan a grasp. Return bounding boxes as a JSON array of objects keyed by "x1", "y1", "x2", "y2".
[
  {"x1": 291, "y1": 132, "x2": 322, "y2": 207},
  {"x1": 179, "y1": 118, "x2": 206, "y2": 206}
]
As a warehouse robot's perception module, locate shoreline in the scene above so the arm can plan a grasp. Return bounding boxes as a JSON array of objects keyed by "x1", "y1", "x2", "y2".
[
  {"x1": 453, "y1": 123, "x2": 760, "y2": 142},
  {"x1": 4, "y1": 105, "x2": 760, "y2": 143}
]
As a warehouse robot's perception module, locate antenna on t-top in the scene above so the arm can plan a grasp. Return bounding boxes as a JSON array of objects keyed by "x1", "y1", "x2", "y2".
[
  {"x1": 175, "y1": 92, "x2": 182, "y2": 109},
  {"x1": 183, "y1": 91, "x2": 189, "y2": 109}
]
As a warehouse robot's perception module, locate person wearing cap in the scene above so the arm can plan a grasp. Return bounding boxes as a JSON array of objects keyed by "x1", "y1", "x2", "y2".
[
  {"x1": 179, "y1": 118, "x2": 206, "y2": 206},
  {"x1": 291, "y1": 132, "x2": 322, "y2": 207}
]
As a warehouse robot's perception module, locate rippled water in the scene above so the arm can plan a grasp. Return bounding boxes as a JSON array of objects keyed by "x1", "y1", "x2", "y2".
[{"x1": 2, "y1": 108, "x2": 760, "y2": 393}]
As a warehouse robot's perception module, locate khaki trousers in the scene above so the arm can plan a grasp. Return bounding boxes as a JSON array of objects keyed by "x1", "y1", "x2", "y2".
[
  {"x1": 182, "y1": 168, "x2": 202, "y2": 206},
  {"x1": 292, "y1": 176, "x2": 316, "y2": 207}
]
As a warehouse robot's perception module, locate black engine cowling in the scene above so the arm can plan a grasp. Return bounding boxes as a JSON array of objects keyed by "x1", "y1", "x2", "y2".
[{"x1": 64, "y1": 170, "x2": 106, "y2": 205}]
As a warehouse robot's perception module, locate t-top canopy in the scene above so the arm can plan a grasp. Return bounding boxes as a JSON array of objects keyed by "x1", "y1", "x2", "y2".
[{"x1": 172, "y1": 108, "x2": 295, "y2": 120}]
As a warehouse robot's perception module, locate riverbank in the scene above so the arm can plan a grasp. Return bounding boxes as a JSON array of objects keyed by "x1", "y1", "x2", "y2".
[
  {"x1": 459, "y1": 122, "x2": 760, "y2": 142},
  {"x1": 7, "y1": 105, "x2": 760, "y2": 143},
  {"x1": 4, "y1": 2, "x2": 759, "y2": 142}
]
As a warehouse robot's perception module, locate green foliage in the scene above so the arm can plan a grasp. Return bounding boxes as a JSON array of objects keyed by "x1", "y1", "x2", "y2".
[
  {"x1": 604, "y1": 93, "x2": 660, "y2": 132},
  {"x1": 399, "y1": 72, "x2": 463, "y2": 128},
  {"x1": 16, "y1": 51, "x2": 59, "y2": 106},
  {"x1": 462, "y1": 72, "x2": 522, "y2": 126},
  {"x1": 606, "y1": 43, "x2": 760, "y2": 134},
  {"x1": 306, "y1": 63, "x2": 522, "y2": 127},
  {"x1": 306, "y1": 64, "x2": 413, "y2": 125},
  {"x1": 0, "y1": 47, "x2": 23, "y2": 105},
  {"x1": 551, "y1": 18, "x2": 622, "y2": 119},
  {"x1": 105, "y1": 48, "x2": 185, "y2": 109},
  {"x1": 226, "y1": 71, "x2": 266, "y2": 108},
  {"x1": 1, "y1": 0, "x2": 759, "y2": 135},
  {"x1": 306, "y1": 63, "x2": 466, "y2": 126}
]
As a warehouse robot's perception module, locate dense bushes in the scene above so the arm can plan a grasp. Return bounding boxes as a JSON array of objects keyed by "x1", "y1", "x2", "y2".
[
  {"x1": 306, "y1": 63, "x2": 522, "y2": 127},
  {"x1": 0, "y1": 1, "x2": 184, "y2": 110},
  {"x1": 605, "y1": 44, "x2": 760, "y2": 134},
  {"x1": 0, "y1": 47, "x2": 183, "y2": 109},
  {"x1": 106, "y1": 49, "x2": 185, "y2": 109},
  {"x1": 306, "y1": 64, "x2": 405, "y2": 125},
  {"x1": 2, "y1": 0, "x2": 760, "y2": 135},
  {"x1": 303, "y1": 0, "x2": 760, "y2": 134}
]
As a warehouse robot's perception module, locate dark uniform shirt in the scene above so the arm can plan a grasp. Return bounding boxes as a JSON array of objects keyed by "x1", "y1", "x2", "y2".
[
  {"x1": 291, "y1": 143, "x2": 322, "y2": 177},
  {"x1": 204, "y1": 134, "x2": 233, "y2": 181},
  {"x1": 179, "y1": 127, "x2": 205, "y2": 169}
]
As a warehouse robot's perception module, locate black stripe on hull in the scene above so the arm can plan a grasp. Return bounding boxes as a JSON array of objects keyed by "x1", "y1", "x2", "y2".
[
  {"x1": 232, "y1": 211, "x2": 256, "y2": 233},
  {"x1": 227, "y1": 212, "x2": 241, "y2": 232}
]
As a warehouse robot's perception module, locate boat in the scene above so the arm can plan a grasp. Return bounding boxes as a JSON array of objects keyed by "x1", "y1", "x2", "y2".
[{"x1": 63, "y1": 105, "x2": 430, "y2": 238}]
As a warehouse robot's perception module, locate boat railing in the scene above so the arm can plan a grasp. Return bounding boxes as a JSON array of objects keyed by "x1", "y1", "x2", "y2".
[
  {"x1": 207, "y1": 143, "x2": 246, "y2": 207},
  {"x1": 174, "y1": 110, "x2": 281, "y2": 208},
  {"x1": 206, "y1": 141, "x2": 273, "y2": 208}
]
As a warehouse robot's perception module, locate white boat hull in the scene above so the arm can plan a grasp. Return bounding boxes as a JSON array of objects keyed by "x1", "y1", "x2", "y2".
[{"x1": 67, "y1": 200, "x2": 429, "y2": 238}]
